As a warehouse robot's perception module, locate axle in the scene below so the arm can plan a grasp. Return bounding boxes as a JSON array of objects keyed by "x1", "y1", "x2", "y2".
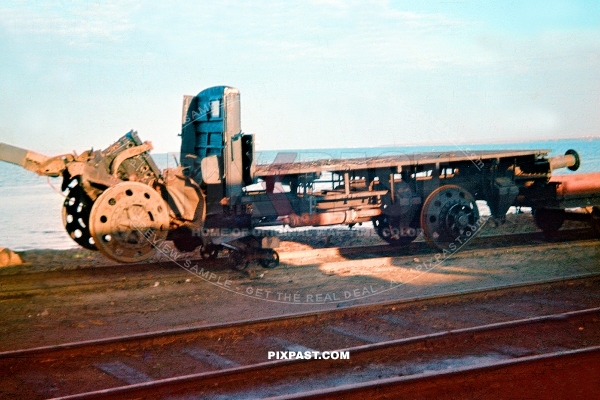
[{"x1": 1, "y1": 86, "x2": 599, "y2": 266}]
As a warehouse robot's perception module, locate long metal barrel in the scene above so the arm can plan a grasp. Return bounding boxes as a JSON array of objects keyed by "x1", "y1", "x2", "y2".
[
  {"x1": 0, "y1": 142, "x2": 65, "y2": 176},
  {"x1": 550, "y1": 172, "x2": 600, "y2": 198},
  {"x1": 549, "y1": 149, "x2": 580, "y2": 172}
]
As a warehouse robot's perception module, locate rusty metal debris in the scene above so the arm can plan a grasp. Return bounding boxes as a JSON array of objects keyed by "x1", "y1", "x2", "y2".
[{"x1": 1, "y1": 86, "x2": 599, "y2": 265}]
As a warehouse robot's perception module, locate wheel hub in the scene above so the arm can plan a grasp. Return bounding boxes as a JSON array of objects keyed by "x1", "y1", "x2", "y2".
[
  {"x1": 420, "y1": 185, "x2": 481, "y2": 250},
  {"x1": 446, "y1": 204, "x2": 476, "y2": 236},
  {"x1": 89, "y1": 182, "x2": 170, "y2": 263}
]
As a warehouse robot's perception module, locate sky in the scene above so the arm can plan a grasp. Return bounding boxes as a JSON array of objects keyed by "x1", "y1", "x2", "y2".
[{"x1": 0, "y1": 0, "x2": 599, "y2": 154}]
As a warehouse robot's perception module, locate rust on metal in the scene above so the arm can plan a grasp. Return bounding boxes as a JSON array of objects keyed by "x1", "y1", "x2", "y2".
[
  {"x1": 552, "y1": 172, "x2": 600, "y2": 198},
  {"x1": 0, "y1": 142, "x2": 70, "y2": 177},
  {"x1": 1, "y1": 86, "x2": 599, "y2": 265},
  {"x1": 2, "y1": 274, "x2": 600, "y2": 398}
]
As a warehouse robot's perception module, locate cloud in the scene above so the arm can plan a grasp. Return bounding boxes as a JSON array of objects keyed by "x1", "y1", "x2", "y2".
[
  {"x1": 0, "y1": 0, "x2": 137, "y2": 45},
  {"x1": 220, "y1": 2, "x2": 489, "y2": 71}
]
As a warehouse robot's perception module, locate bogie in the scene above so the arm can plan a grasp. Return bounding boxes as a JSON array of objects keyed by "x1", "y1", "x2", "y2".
[{"x1": 1, "y1": 86, "x2": 599, "y2": 264}]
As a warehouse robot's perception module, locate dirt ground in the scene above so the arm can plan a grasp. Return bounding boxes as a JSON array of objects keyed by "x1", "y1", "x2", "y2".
[{"x1": 0, "y1": 212, "x2": 598, "y2": 352}]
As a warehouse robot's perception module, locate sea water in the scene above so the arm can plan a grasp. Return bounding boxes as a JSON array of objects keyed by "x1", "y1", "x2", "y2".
[{"x1": 0, "y1": 138, "x2": 598, "y2": 250}]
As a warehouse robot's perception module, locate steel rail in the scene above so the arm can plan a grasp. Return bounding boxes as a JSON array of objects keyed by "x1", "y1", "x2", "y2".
[
  {"x1": 264, "y1": 346, "x2": 600, "y2": 400},
  {"x1": 50, "y1": 307, "x2": 600, "y2": 399},
  {"x1": 3, "y1": 273, "x2": 600, "y2": 398},
  {"x1": 2, "y1": 272, "x2": 599, "y2": 360},
  {"x1": 0, "y1": 227, "x2": 596, "y2": 286},
  {"x1": 279, "y1": 229, "x2": 598, "y2": 262}
]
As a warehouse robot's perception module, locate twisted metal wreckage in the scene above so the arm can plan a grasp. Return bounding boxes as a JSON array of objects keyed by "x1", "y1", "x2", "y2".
[{"x1": 1, "y1": 86, "x2": 599, "y2": 268}]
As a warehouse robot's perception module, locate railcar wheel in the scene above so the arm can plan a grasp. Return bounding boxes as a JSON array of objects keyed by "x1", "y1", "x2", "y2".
[
  {"x1": 88, "y1": 182, "x2": 170, "y2": 263},
  {"x1": 260, "y1": 250, "x2": 279, "y2": 268},
  {"x1": 420, "y1": 185, "x2": 481, "y2": 251},
  {"x1": 228, "y1": 250, "x2": 247, "y2": 270},
  {"x1": 532, "y1": 208, "x2": 565, "y2": 238},
  {"x1": 373, "y1": 215, "x2": 417, "y2": 246},
  {"x1": 62, "y1": 180, "x2": 97, "y2": 250}
]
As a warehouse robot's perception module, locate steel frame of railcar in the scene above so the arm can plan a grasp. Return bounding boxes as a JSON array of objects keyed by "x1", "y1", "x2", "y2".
[
  {"x1": 1, "y1": 85, "x2": 598, "y2": 265},
  {"x1": 179, "y1": 86, "x2": 592, "y2": 263}
]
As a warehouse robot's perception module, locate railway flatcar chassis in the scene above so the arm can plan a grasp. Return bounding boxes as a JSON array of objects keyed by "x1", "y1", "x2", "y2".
[{"x1": 1, "y1": 86, "x2": 600, "y2": 268}]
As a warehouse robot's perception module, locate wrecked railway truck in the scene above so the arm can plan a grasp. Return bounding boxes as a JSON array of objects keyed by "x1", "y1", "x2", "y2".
[{"x1": 1, "y1": 86, "x2": 599, "y2": 267}]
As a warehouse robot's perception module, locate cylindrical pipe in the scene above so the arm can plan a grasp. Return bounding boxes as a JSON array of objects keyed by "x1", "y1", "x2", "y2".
[
  {"x1": 549, "y1": 149, "x2": 580, "y2": 172},
  {"x1": 284, "y1": 208, "x2": 382, "y2": 228},
  {"x1": 0, "y1": 142, "x2": 69, "y2": 177},
  {"x1": 550, "y1": 172, "x2": 600, "y2": 198}
]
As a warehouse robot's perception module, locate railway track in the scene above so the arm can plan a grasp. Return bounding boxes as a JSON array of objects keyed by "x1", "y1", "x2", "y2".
[
  {"x1": 281, "y1": 227, "x2": 597, "y2": 264},
  {"x1": 2, "y1": 274, "x2": 600, "y2": 399},
  {"x1": 0, "y1": 227, "x2": 596, "y2": 300}
]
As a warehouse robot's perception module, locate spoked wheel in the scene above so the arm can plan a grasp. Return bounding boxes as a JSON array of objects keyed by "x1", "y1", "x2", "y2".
[
  {"x1": 200, "y1": 244, "x2": 219, "y2": 260},
  {"x1": 62, "y1": 180, "x2": 97, "y2": 250},
  {"x1": 260, "y1": 250, "x2": 279, "y2": 268},
  {"x1": 89, "y1": 182, "x2": 170, "y2": 263},
  {"x1": 373, "y1": 215, "x2": 417, "y2": 246},
  {"x1": 228, "y1": 250, "x2": 247, "y2": 270},
  {"x1": 533, "y1": 208, "x2": 565, "y2": 239},
  {"x1": 420, "y1": 185, "x2": 481, "y2": 251}
]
